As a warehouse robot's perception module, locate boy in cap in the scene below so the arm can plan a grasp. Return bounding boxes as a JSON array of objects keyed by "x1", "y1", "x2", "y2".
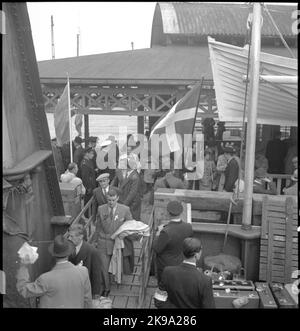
[
  {"x1": 223, "y1": 146, "x2": 239, "y2": 192},
  {"x1": 16, "y1": 234, "x2": 92, "y2": 308},
  {"x1": 92, "y1": 173, "x2": 111, "y2": 221},
  {"x1": 153, "y1": 200, "x2": 193, "y2": 287}
]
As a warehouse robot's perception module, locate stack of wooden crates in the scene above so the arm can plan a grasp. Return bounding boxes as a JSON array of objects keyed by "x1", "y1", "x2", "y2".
[{"x1": 259, "y1": 196, "x2": 298, "y2": 283}]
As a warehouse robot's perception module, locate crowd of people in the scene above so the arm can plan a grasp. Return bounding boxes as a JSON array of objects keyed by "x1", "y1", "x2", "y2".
[{"x1": 17, "y1": 127, "x2": 296, "y2": 308}]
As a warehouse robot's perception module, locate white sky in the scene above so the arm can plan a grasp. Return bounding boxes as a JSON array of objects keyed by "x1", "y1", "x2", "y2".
[{"x1": 27, "y1": 2, "x2": 157, "y2": 61}]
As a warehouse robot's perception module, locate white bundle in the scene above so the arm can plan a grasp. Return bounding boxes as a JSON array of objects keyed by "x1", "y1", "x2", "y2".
[{"x1": 17, "y1": 242, "x2": 39, "y2": 264}]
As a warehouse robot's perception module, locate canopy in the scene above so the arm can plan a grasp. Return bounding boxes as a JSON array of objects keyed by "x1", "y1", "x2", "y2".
[{"x1": 208, "y1": 37, "x2": 297, "y2": 126}]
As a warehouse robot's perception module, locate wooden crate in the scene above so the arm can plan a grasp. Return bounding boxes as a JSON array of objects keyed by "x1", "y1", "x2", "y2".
[{"x1": 259, "y1": 196, "x2": 298, "y2": 283}]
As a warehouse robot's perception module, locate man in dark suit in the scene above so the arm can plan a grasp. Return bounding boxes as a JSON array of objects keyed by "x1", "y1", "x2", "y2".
[
  {"x1": 111, "y1": 155, "x2": 141, "y2": 221},
  {"x1": 223, "y1": 146, "x2": 239, "y2": 192},
  {"x1": 73, "y1": 136, "x2": 85, "y2": 178},
  {"x1": 81, "y1": 147, "x2": 97, "y2": 205},
  {"x1": 153, "y1": 200, "x2": 193, "y2": 286},
  {"x1": 160, "y1": 237, "x2": 215, "y2": 308},
  {"x1": 68, "y1": 223, "x2": 105, "y2": 298},
  {"x1": 92, "y1": 173, "x2": 110, "y2": 222},
  {"x1": 90, "y1": 187, "x2": 134, "y2": 296}
]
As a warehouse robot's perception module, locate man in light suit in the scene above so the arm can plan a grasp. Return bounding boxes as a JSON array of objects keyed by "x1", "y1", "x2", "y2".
[
  {"x1": 91, "y1": 187, "x2": 134, "y2": 296},
  {"x1": 16, "y1": 234, "x2": 92, "y2": 308},
  {"x1": 111, "y1": 155, "x2": 141, "y2": 221},
  {"x1": 160, "y1": 237, "x2": 215, "y2": 308},
  {"x1": 92, "y1": 173, "x2": 111, "y2": 222},
  {"x1": 68, "y1": 223, "x2": 106, "y2": 298}
]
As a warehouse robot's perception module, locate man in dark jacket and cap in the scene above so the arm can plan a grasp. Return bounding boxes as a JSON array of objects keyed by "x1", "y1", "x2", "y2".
[
  {"x1": 81, "y1": 147, "x2": 97, "y2": 204},
  {"x1": 223, "y1": 146, "x2": 239, "y2": 192},
  {"x1": 153, "y1": 200, "x2": 193, "y2": 287}
]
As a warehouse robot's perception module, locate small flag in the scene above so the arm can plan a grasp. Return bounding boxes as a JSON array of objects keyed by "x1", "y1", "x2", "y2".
[{"x1": 150, "y1": 82, "x2": 203, "y2": 153}]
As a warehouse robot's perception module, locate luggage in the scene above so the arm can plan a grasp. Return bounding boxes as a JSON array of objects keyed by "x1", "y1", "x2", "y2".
[
  {"x1": 213, "y1": 289, "x2": 259, "y2": 309},
  {"x1": 213, "y1": 280, "x2": 255, "y2": 291},
  {"x1": 255, "y1": 282, "x2": 277, "y2": 309},
  {"x1": 269, "y1": 283, "x2": 297, "y2": 309},
  {"x1": 284, "y1": 283, "x2": 298, "y2": 307}
]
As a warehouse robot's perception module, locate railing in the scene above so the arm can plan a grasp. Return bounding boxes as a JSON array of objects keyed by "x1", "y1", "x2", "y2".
[
  {"x1": 137, "y1": 205, "x2": 156, "y2": 308},
  {"x1": 65, "y1": 196, "x2": 96, "y2": 242},
  {"x1": 267, "y1": 174, "x2": 292, "y2": 195}
]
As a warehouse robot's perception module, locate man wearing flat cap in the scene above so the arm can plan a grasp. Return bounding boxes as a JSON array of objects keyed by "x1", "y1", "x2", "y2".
[
  {"x1": 92, "y1": 173, "x2": 111, "y2": 222},
  {"x1": 153, "y1": 200, "x2": 193, "y2": 287},
  {"x1": 223, "y1": 146, "x2": 240, "y2": 192},
  {"x1": 16, "y1": 234, "x2": 92, "y2": 308},
  {"x1": 81, "y1": 147, "x2": 97, "y2": 205}
]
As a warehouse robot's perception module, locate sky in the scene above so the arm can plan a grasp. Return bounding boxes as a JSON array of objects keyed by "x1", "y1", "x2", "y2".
[{"x1": 27, "y1": 2, "x2": 157, "y2": 62}]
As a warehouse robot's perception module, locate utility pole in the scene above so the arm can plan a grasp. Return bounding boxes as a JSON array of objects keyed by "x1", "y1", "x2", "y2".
[
  {"x1": 51, "y1": 15, "x2": 55, "y2": 59},
  {"x1": 76, "y1": 28, "x2": 80, "y2": 57},
  {"x1": 131, "y1": 42, "x2": 134, "y2": 50}
]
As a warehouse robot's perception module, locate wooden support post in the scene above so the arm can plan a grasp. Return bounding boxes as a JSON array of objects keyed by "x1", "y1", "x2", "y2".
[
  {"x1": 137, "y1": 106, "x2": 144, "y2": 135},
  {"x1": 242, "y1": 3, "x2": 262, "y2": 229},
  {"x1": 84, "y1": 114, "x2": 89, "y2": 148}
]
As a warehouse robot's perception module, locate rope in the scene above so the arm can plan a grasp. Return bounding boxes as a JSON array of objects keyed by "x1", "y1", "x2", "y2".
[{"x1": 263, "y1": 4, "x2": 296, "y2": 59}]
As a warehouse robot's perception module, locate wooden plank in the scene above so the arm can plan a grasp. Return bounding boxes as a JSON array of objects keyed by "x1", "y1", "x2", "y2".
[
  {"x1": 113, "y1": 295, "x2": 128, "y2": 308},
  {"x1": 284, "y1": 197, "x2": 294, "y2": 283},
  {"x1": 126, "y1": 296, "x2": 138, "y2": 309},
  {"x1": 261, "y1": 240, "x2": 298, "y2": 248},
  {"x1": 260, "y1": 251, "x2": 298, "y2": 261},
  {"x1": 260, "y1": 257, "x2": 298, "y2": 267},
  {"x1": 261, "y1": 196, "x2": 268, "y2": 238},
  {"x1": 267, "y1": 216, "x2": 274, "y2": 283}
]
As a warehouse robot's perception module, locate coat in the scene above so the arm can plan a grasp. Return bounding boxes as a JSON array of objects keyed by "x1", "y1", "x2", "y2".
[
  {"x1": 111, "y1": 169, "x2": 141, "y2": 221},
  {"x1": 81, "y1": 158, "x2": 96, "y2": 197},
  {"x1": 92, "y1": 185, "x2": 110, "y2": 219},
  {"x1": 93, "y1": 203, "x2": 133, "y2": 256},
  {"x1": 161, "y1": 262, "x2": 215, "y2": 308},
  {"x1": 16, "y1": 262, "x2": 92, "y2": 308},
  {"x1": 68, "y1": 241, "x2": 105, "y2": 296},
  {"x1": 152, "y1": 220, "x2": 193, "y2": 284},
  {"x1": 224, "y1": 157, "x2": 239, "y2": 192}
]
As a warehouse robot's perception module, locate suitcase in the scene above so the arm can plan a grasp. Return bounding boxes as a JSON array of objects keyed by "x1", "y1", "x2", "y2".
[
  {"x1": 255, "y1": 282, "x2": 277, "y2": 309},
  {"x1": 270, "y1": 283, "x2": 297, "y2": 309},
  {"x1": 213, "y1": 280, "x2": 255, "y2": 291},
  {"x1": 284, "y1": 284, "x2": 298, "y2": 307},
  {"x1": 213, "y1": 289, "x2": 259, "y2": 309}
]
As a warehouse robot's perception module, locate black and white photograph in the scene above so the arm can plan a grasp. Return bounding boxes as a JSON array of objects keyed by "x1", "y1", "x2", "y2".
[{"x1": 2, "y1": 1, "x2": 298, "y2": 314}]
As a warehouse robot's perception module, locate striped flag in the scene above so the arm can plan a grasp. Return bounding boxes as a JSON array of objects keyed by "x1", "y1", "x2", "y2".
[
  {"x1": 150, "y1": 82, "x2": 203, "y2": 153},
  {"x1": 54, "y1": 80, "x2": 71, "y2": 147},
  {"x1": 75, "y1": 114, "x2": 83, "y2": 136}
]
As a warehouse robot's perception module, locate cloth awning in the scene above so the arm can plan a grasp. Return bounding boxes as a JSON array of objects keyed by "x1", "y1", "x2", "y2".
[{"x1": 208, "y1": 37, "x2": 298, "y2": 126}]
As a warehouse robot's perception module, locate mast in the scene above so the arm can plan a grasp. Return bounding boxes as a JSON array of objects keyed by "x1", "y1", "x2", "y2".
[
  {"x1": 51, "y1": 15, "x2": 55, "y2": 59},
  {"x1": 242, "y1": 3, "x2": 262, "y2": 229}
]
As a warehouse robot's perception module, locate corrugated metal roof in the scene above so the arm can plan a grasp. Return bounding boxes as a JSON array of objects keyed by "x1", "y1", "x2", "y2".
[
  {"x1": 158, "y1": 3, "x2": 297, "y2": 37},
  {"x1": 38, "y1": 45, "x2": 297, "y2": 82}
]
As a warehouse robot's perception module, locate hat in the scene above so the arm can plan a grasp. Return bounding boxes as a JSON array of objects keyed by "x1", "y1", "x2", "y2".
[
  {"x1": 88, "y1": 136, "x2": 97, "y2": 143},
  {"x1": 167, "y1": 200, "x2": 183, "y2": 216},
  {"x1": 255, "y1": 167, "x2": 267, "y2": 178},
  {"x1": 108, "y1": 135, "x2": 116, "y2": 142},
  {"x1": 96, "y1": 173, "x2": 110, "y2": 181},
  {"x1": 223, "y1": 146, "x2": 234, "y2": 154},
  {"x1": 291, "y1": 169, "x2": 298, "y2": 182},
  {"x1": 83, "y1": 147, "x2": 93, "y2": 154},
  {"x1": 48, "y1": 234, "x2": 74, "y2": 258},
  {"x1": 74, "y1": 136, "x2": 84, "y2": 144},
  {"x1": 100, "y1": 140, "x2": 112, "y2": 147},
  {"x1": 254, "y1": 167, "x2": 271, "y2": 183}
]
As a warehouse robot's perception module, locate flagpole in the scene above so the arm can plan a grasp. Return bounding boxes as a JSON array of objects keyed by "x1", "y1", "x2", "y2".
[{"x1": 67, "y1": 73, "x2": 73, "y2": 163}]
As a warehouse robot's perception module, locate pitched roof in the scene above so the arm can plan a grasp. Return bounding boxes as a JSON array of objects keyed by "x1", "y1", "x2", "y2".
[
  {"x1": 38, "y1": 45, "x2": 297, "y2": 83},
  {"x1": 153, "y1": 3, "x2": 297, "y2": 39}
]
